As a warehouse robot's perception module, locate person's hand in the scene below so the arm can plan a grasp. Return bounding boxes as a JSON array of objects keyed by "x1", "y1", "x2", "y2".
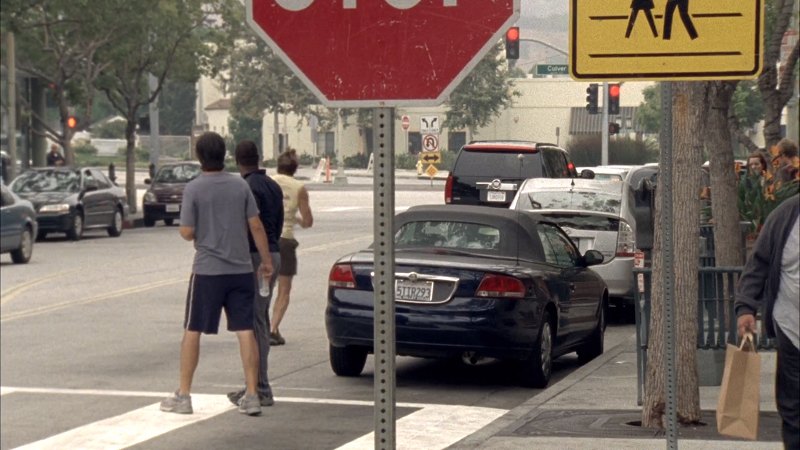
[
  {"x1": 259, "y1": 260, "x2": 273, "y2": 279},
  {"x1": 737, "y1": 314, "x2": 757, "y2": 337}
]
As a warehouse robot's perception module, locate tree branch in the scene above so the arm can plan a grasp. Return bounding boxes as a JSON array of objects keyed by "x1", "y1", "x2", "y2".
[{"x1": 778, "y1": 40, "x2": 799, "y2": 106}]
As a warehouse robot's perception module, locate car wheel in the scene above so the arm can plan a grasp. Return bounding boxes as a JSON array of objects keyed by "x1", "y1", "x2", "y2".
[
  {"x1": 577, "y1": 299, "x2": 605, "y2": 365},
  {"x1": 143, "y1": 216, "x2": 155, "y2": 227},
  {"x1": 107, "y1": 209, "x2": 123, "y2": 237},
  {"x1": 36, "y1": 231, "x2": 48, "y2": 241},
  {"x1": 10, "y1": 226, "x2": 33, "y2": 264},
  {"x1": 520, "y1": 310, "x2": 554, "y2": 388},
  {"x1": 329, "y1": 344, "x2": 367, "y2": 377},
  {"x1": 67, "y1": 211, "x2": 84, "y2": 241},
  {"x1": 164, "y1": 218, "x2": 174, "y2": 226}
]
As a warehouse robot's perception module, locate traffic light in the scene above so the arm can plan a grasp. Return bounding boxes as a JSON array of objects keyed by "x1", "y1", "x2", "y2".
[
  {"x1": 608, "y1": 83, "x2": 621, "y2": 115},
  {"x1": 505, "y1": 27, "x2": 520, "y2": 60},
  {"x1": 585, "y1": 83, "x2": 599, "y2": 115},
  {"x1": 66, "y1": 116, "x2": 78, "y2": 129},
  {"x1": 609, "y1": 122, "x2": 620, "y2": 135}
]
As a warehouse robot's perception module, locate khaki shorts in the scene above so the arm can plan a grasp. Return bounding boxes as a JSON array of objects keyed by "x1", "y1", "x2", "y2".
[{"x1": 278, "y1": 238, "x2": 299, "y2": 276}]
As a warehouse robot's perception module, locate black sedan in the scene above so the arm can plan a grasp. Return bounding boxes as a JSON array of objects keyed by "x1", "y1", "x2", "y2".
[
  {"x1": 1, "y1": 184, "x2": 37, "y2": 263},
  {"x1": 9, "y1": 167, "x2": 129, "y2": 241},
  {"x1": 326, "y1": 205, "x2": 608, "y2": 388}
]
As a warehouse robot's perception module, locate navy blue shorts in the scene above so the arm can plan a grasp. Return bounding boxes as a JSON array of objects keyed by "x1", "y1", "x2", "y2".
[{"x1": 184, "y1": 273, "x2": 255, "y2": 334}]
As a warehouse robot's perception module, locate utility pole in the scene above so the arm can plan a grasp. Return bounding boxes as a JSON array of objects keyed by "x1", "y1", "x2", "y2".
[
  {"x1": 148, "y1": 74, "x2": 160, "y2": 170},
  {"x1": 6, "y1": 32, "x2": 17, "y2": 181},
  {"x1": 602, "y1": 82, "x2": 609, "y2": 166}
]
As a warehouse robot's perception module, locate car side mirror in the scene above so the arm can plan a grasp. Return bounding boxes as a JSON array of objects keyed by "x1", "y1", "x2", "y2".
[
  {"x1": 580, "y1": 169, "x2": 595, "y2": 179},
  {"x1": 581, "y1": 249, "x2": 604, "y2": 267},
  {"x1": 144, "y1": 178, "x2": 151, "y2": 185}
]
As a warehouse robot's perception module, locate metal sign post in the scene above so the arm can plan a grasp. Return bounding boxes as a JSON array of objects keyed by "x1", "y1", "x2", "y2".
[
  {"x1": 659, "y1": 82, "x2": 678, "y2": 449},
  {"x1": 372, "y1": 107, "x2": 396, "y2": 449}
]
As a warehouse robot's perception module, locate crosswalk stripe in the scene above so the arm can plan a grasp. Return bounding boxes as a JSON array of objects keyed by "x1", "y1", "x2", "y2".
[
  {"x1": 336, "y1": 404, "x2": 507, "y2": 450},
  {"x1": 14, "y1": 394, "x2": 232, "y2": 450},
  {"x1": 3, "y1": 387, "x2": 508, "y2": 450}
]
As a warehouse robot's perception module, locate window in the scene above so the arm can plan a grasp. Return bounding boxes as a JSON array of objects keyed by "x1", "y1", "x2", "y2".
[
  {"x1": 1, "y1": 187, "x2": 14, "y2": 207},
  {"x1": 541, "y1": 148, "x2": 570, "y2": 178},
  {"x1": 448, "y1": 131, "x2": 466, "y2": 152},
  {"x1": 395, "y1": 220, "x2": 501, "y2": 252},
  {"x1": 408, "y1": 132, "x2": 422, "y2": 154},
  {"x1": 91, "y1": 169, "x2": 111, "y2": 189},
  {"x1": 537, "y1": 223, "x2": 579, "y2": 267}
]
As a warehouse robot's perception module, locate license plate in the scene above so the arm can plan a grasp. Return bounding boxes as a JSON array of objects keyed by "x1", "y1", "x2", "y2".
[
  {"x1": 395, "y1": 279, "x2": 434, "y2": 302},
  {"x1": 166, "y1": 204, "x2": 180, "y2": 212},
  {"x1": 487, "y1": 191, "x2": 506, "y2": 202}
]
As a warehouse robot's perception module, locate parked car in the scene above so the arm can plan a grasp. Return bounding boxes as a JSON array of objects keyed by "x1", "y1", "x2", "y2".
[
  {"x1": 325, "y1": 204, "x2": 608, "y2": 388},
  {"x1": 9, "y1": 167, "x2": 128, "y2": 240},
  {"x1": 0, "y1": 184, "x2": 37, "y2": 263},
  {"x1": 444, "y1": 141, "x2": 587, "y2": 208},
  {"x1": 142, "y1": 162, "x2": 201, "y2": 227},
  {"x1": 580, "y1": 165, "x2": 635, "y2": 182},
  {"x1": 510, "y1": 178, "x2": 637, "y2": 308}
]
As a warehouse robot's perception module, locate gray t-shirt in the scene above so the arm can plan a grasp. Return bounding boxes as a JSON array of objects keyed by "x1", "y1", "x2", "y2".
[
  {"x1": 180, "y1": 171, "x2": 259, "y2": 275},
  {"x1": 774, "y1": 216, "x2": 799, "y2": 349}
]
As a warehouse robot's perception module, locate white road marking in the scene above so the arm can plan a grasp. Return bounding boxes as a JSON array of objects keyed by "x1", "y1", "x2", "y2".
[
  {"x1": 318, "y1": 206, "x2": 411, "y2": 213},
  {"x1": 337, "y1": 404, "x2": 507, "y2": 450},
  {"x1": 3, "y1": 386, "x2": 508, "y2": 450}
]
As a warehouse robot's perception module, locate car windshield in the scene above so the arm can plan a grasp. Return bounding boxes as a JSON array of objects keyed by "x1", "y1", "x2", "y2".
[
  {"x1": 155, "y1": 164, "x2": 200, "y2": 183},
  {"x1": 592, "y1": 173, "x2": 624, "y2": 181},
  {"x1": 10, "y1": 169, "x2": 80, "y2": 193},
  {"x1": 517, "y1": 190, "x2": 622, "y2": 214},
  {"x1": 395, "y1": 220, "x2": 501, "y2": 251}
]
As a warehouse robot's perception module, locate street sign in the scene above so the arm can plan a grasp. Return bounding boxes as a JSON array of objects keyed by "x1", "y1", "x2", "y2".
[
  {"x1": 569, "y1": 0, "x2": 764, "y2": 80},
  {"x1": 401, "y1": 115, "x2": 410, "y2": 130},
  {"x1": 246, "y1": 1, "x2": 520, "y2": 107},
  {"x1": 422, "y1": 134, "x2": 439, "y2": 152},
  {"x1": 425, "y1": 164, "x2": 439, "y2": 178},
  {"x1": 419, "y1": 151, "x2": 441, "y2": 164},
  {"x1": 535, "y1": 64, "x2": 568, "y2": 76},
  {"x1": 420, "y1": 116, "x2": 440, "y2": 134}
]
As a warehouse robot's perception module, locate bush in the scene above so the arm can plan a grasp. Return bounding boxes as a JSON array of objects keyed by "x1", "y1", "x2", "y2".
[
  {"x1": 298, "y1": 153, "x2": 316, "y2": 166},
  {"x1": 566, "y1": 135, "x2": 658, "y2": 167},
  {"x1": 73, "y1": 142, "x2": 98, "y2": 156},
  {"x1": 92, "y1": 120, "x2": 127, "y2": 139},
  {"x1": 344, "y1": 153, "x2": 369, "y2": 169},
  {"x1": 395, "y1": 153, "x2": 418, "y2": 170},
  {"x1": 117, "y1": 146, "x2": 150, "y2": 163}
]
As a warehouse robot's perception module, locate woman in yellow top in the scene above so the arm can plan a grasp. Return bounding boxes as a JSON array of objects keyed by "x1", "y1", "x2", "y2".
[{"x1": 270, "y1": 150, "x2": 314, "y2": 345}]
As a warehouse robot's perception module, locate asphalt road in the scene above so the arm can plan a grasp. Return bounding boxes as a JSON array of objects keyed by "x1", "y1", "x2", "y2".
[{"x1": 0, "y1": 186, "x2": 634, "y2": 450}]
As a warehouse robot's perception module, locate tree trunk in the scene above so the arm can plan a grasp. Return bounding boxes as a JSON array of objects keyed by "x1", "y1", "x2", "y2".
[
  {"x1": 706, "y1": 81, "x2": 745, "y2": 267},
  {"x1": 642, "y1": 82, "x2": 703, "y2": 428},
  {"x1": 125, "y1": 119, "x2": 138, "y2": 214}
]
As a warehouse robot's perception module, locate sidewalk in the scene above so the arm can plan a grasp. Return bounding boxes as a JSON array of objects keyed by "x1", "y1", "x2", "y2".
[{"x1": 452, "y1": 334, "x2": 782, "y2": 449}]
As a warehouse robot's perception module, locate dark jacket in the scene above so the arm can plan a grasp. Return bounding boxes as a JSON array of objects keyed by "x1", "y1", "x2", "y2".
[
  {"x1": 735, "y1": 194, "x2": 800, "y2": 338},
  {"x1": 243, "y1": 169, "x2": 284, "y2": 253}
]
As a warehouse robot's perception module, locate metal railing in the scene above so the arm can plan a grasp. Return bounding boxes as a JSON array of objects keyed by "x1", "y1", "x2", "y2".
[{"x1": 633, "y1": 266, "x2": 776, "y2": 405}]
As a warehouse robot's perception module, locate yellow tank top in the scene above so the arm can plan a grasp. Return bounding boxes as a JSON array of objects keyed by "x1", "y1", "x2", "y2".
[{"x1": 273, "y1": 173, "x2": 304, "y2": 240}]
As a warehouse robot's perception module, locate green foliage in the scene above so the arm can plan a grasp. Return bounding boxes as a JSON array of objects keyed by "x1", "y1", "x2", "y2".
[
  {"x1": 72, "y1": 141, "x2": 98, "y2": 156},
  {"x1": 92, "y1": 120, "x2": 127, "y2": 139},
  {"x1": 566, "y1": 135, "x2": 658, "y2": 166},
  {"x1": 731, "y1": 81, "x2": 764, "y2": 130},
  {"x1": 344, "y1": 153, "x2": 369, "y2": 169},
  {"x1": 438, "y1": 149, "x2": 458, "y2": 172},
  {"x1": 636, "y1": 84, "x2": 661, "y2": 134},
  {"x1": 158, "y1": 79, "x2": 196, "y2": 135},
  {"x1": 229, "y1": 114, "x2": 262, "y2": 148},
  {"x1": 117, "y1": 146, "x2": 149, "y2": 163},
  {"x1": 298, "y1": 154, "x2": 316, "y2": 166},
  {"x1": 395, "y1": 153, "x2": 418, "y2": 170},
  {"x1": 444, "y1": 43, "x2": 520, "y2": 135}
]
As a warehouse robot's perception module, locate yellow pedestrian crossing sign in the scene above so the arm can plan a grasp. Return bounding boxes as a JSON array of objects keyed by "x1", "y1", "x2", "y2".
[{"x1": 569, "y1": 0, "x2": 764, "y2": 80}]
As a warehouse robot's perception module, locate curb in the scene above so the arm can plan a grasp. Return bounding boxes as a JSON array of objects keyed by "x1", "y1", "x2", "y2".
[{"x1": 449, "y1": 333, "x2": 636, "y2": 449}]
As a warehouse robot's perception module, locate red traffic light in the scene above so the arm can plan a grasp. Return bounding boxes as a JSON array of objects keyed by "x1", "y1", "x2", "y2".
[
  {"x1": 66, "y1": 116, "x2": 78, "y2": 129},
  {"x1": 609, "y1": 84, "x2": 620, "y2": 98},
  {"x1": 506, "y1": 27, "x2": 519, "y2": 41},
  {"x1": 608, "y1": 83, "x2": 621, "y2": 115}
]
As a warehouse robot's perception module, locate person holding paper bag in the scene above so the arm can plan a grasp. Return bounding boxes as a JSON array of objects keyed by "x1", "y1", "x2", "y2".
[{"x1": 736, "y1": 193, "x2": 799, "y2": 449}]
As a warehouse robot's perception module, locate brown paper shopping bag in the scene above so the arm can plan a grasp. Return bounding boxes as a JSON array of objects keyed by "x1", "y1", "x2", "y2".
[{"x1": 716, "y1": 333, "x2": 761, "y2": 440}]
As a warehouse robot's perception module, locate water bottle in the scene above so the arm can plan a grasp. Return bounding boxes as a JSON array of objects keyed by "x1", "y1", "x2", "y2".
[{"x1": 259, "y1": 275, "x2": 271, "y2": 297}]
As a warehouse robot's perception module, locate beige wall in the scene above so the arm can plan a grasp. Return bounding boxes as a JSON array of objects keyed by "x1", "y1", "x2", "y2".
[{"x1": 200, "y1": 77, "x2": 656, "y2": 159}]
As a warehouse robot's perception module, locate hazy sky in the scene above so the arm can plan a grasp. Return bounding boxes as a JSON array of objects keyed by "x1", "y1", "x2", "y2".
[{"x1": 522, "y1": 0, "x2": 568, "y2": 18}]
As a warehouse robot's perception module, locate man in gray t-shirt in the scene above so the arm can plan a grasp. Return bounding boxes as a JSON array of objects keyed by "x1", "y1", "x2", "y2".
[{"x1": 160, "y1": 132, "x2": 274, "y2": 417}]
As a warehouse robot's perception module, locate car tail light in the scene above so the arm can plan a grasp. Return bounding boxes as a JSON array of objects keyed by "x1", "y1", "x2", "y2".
[
  {"x1": 476, "y1": 274, "x2": 525, "y2": 298},
  {"x1": 329, "y1": 264, "x2": 356, "y2": 289},
  {"x1": 444, "y1": 174, "x2": 453, "y2": 204},
  {"x1": 616, "y1": 220, "x2": 635, "y2": 257}
]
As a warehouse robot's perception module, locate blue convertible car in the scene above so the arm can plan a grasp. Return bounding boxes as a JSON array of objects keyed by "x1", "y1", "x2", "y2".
[{"x1": 326, "y1": 205, "x2": 608, "y2": 388}]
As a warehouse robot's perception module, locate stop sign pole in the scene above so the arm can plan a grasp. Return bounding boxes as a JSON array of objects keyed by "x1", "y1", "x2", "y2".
[{"x1": 245, "y1": 2, "x2": 519, "y2": 447}]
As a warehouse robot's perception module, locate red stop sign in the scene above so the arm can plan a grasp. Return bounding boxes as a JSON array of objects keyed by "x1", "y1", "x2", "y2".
[{"x1": 246, "y1": 1, "x2": 519, "y2": 107}]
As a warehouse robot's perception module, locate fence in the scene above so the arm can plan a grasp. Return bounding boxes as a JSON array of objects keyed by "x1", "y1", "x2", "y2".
[{"x1": 633, "y1": 266, "x2": 775, "y2": 405}]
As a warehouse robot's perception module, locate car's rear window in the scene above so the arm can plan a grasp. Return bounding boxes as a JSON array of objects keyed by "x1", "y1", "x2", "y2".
[
  {"x1": 516, "y1": 190, "x2": 623, "y2": 215},
  {"x1": 453, "y1": 149, "x2": 542, "y2": 177},
  {"x1": 155, "y1": 164, "x2": 201, "y2": 183},
  {"x1": 395, "y1": 220, "x2": 501, "y2": 251},
  {"x1": 540, "y1": 213, "x2": 620, "y2": 232}
]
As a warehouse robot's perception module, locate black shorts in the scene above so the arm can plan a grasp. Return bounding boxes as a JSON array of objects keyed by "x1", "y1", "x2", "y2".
[
  {"x1": 279, "y1": 238, "x2": 299, "y2": 276},
  {"x1": 184, "y1": 273, "x2": 255, "y2": 334}
]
